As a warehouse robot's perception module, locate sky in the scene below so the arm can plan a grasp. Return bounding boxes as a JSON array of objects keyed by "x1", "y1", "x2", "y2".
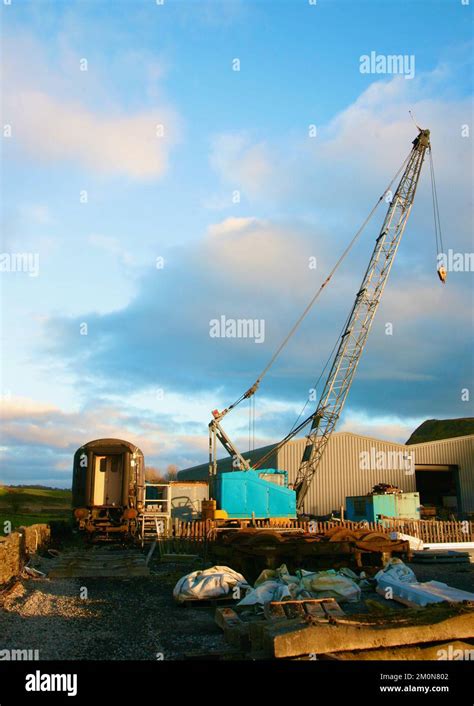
[{"x1": 0, "y1": 0, "x2": 473, "y2": 487}]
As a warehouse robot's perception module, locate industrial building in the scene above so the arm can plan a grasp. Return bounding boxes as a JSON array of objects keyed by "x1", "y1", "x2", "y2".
[{"x1": 177, "y1": 432, "x2": 474, "y2": 518}]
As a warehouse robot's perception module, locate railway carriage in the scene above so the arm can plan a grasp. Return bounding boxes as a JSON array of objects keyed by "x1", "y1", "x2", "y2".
[{"x1": 72, "y1": 438, "x2": 145, "y2": 539}]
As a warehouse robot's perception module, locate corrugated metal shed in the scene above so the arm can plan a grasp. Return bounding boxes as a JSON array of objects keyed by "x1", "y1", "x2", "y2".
[
  {"x1": 177, "y1": 432, "x2": 474, "y2": 516},
  {"x1": 410, "y1": 435, "x2": 474, "y2": 515},
  {"x1": 279, "y1": 433, "x2": 418, "y2": 516}
]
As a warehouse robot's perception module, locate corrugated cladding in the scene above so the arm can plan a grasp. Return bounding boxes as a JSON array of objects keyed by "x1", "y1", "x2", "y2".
[
  {"x1": 177, "y1": 432, "x2": 474, "y2": 515},
  {"x1": 278, "y1": 434, "x2": 417, "y2": 515},
  {"x1": 409, "y1": 435, "x2": 474, "y2": 514}
]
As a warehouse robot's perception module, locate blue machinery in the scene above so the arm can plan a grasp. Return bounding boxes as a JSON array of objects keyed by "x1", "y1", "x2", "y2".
[{"x1": 216, "y1": 469, "x2": 296, "y2": 520}]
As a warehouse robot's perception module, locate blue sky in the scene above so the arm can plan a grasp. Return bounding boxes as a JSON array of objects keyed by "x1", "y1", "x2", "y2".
[{"x1": 1, "y1": 0, "x2": 473, "y2": 487}]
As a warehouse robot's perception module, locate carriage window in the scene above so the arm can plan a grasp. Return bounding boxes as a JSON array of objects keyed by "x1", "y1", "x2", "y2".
[
  {"x1": 110, "y1": 456, "x2": 121, "y2": 473},
  {"x1": 99, "y1": 457, "x2": 107, "y2": 472}
]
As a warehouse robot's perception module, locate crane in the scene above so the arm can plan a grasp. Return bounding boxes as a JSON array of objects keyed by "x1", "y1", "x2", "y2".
[
  {"x1": 293, "y1": 127, "x2": 431, "y2": 512},
  {"x1": 208, "y1": 127, "x2": 435, "y2": 519}
]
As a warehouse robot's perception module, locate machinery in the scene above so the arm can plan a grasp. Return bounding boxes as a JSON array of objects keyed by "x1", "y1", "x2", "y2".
[{"x1": 207, "y1": 127, "x2": 440, "y2": 521}]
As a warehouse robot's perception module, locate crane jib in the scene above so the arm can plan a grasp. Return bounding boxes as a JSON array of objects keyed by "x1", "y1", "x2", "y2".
[{"x1": 294, "y1": 129, "x2": 431, "y2": 513}]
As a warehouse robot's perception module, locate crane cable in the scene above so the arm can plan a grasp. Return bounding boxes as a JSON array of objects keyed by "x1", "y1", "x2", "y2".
[
  {"x1": 248, "y1": 394, "x2": 256, "y2": 451},
  {"x1": 255, "y1": 141, "x2": 445, "y2": 470},
  {"x1": 222, "y1": 147, "x2": 413, "y2": 421},
  {"x1": 429, "y1": 148, "x2": 444, "y2": 257},
  {"x1": 253, "y1": 308, "x2": 353, "y2": 469}
]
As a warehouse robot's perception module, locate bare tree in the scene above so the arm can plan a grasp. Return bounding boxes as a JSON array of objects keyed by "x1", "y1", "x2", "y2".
[
  {"x1": 145, "y1": 467, "x2": 165, "y2": 483},
  {"x1": 165, "y1": 464, "x2": 178, "y2": 481}
]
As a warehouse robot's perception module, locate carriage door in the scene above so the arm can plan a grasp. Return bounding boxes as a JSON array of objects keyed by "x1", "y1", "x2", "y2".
[{"x1": 93, "y1": 454, "x2": 123, "y2": 506}]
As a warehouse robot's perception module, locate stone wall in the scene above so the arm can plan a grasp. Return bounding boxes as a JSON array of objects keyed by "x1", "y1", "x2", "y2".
[{"x1": 0, "y1": 524, "x2": 51, "y2": 585}]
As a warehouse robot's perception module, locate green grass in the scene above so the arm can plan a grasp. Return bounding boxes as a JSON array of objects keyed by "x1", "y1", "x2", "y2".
[{"x1": 0, "y1": 485, "x2": 72, "y2": 531}]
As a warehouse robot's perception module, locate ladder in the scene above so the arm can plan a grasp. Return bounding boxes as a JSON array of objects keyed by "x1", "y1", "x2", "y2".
[
  {"x1": 139, "y1": 513, "x2": 168, "y2": 547},
  {"x1": 139, "y1": 482, "x2": 172, "y2": 546}
]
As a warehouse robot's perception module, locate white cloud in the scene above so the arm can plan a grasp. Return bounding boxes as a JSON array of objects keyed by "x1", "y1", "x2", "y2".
[
  {"x1": 2, "y1": 34, "x2": 180, "y2": 179},
  {"x1": 0, "y1": 395, "x2": 206, "y2": 466},
  {"x1": 339, "y1": 412, "x2": 422, "y2": 444},
  {"x1": 209, "y1": 133, "x2": 273, "y2": 199},
  {"x1": 7, "y1": 90, "x2": 179, "y2": 179},
  {"x1": 205, "y1": 216, "x2": 324, "y2": 294},
  {"x1": 208, "y1": 68, "x2": 472, "y2": 237},
  {"x1": 0, "y1": 397, "x2": 58, "y2": 420},
  {"x1": 208, "y1": 216, "x2": 259, "y2": 237}
]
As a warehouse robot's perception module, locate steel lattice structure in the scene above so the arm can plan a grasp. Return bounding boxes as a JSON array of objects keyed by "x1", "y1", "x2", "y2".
[{"x1": 293, "y1": 129, "x2": 431, "y2": 512}]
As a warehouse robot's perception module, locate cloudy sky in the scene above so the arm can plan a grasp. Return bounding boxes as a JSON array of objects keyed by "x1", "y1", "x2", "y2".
[{"x1": 1, "y1": 0, "x2": 472, "y2": 487}]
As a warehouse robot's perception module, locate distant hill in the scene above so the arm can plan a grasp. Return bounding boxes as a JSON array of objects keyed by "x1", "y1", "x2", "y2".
[
  {"x1": 0, "y1": 486, "x2": 72, "y2": 530},
  {"x1": 406, "y1": 418, "x2": 474, "y2": 445}
]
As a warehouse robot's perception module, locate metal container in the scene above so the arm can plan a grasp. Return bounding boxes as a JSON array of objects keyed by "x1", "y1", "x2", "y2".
[
  {"x1": 216, "y1": 469, "x2": 296, "y2": 519},
  {"x1": 395, "y1": 492, "x2": 421, "y2": 519},
  {"x1": 168, "y1": 481, "x2": 209, "y2": 521},
  {"x1": 346, "y1": 492, "x2": 420, "y2": 522}
]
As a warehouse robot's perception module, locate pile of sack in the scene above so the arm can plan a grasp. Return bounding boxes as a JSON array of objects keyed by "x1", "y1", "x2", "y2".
[
  {"x1": 236, "y1": 564, "x2": 363, "y2": 606},
  {"x1": 173, "y1": 563, "x2": 365, "y2": 605}
]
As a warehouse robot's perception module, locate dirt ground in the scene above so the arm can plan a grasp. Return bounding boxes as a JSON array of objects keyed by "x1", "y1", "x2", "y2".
[{"x1": 0, "y1": 549, "x2": 473, "y2": 661}]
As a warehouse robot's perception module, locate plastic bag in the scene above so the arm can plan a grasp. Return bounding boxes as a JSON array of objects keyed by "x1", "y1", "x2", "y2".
[
  {"x1": 254, "y1": 564, "x2": 298, "y2": 587},
  {"x1": 236, "y1": 580, "x2": 285, "y2": 606},
  {"x1": 374, "y1": 558, "x2": 417, "y2": 584},
  {"x1": 173, "y1": 565, "x2": 249, "y2": 603},
  {"x1": 299, "y1": 570, "x2": 361, "y2": 602}
]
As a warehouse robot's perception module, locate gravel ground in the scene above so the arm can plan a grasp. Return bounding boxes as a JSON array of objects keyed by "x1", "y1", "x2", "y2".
[
  {"x1": 1, "y1": 550, "x2": 472, "y2": 661},
  {"x1": 0, "y1": 560, "x2": 227, "y2": 660}
]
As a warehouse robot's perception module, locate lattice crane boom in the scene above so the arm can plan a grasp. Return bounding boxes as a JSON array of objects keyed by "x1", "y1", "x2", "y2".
[{"x1": 293, "y1": 128, "x2": 431, "y2": 512}]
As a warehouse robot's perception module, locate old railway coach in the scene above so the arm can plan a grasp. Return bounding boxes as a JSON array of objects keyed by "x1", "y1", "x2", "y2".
[{"x1": 72, "y1": 438, "x2": 145, "y2": 539}]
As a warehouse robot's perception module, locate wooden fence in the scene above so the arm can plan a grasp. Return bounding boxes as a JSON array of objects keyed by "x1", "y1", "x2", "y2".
[
  {"x1": 381, "y1": 518, "x2": 474, "y2": 544},
  {"x1": 164, "y1": 517, "x2": 474, "y2": 545}
]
